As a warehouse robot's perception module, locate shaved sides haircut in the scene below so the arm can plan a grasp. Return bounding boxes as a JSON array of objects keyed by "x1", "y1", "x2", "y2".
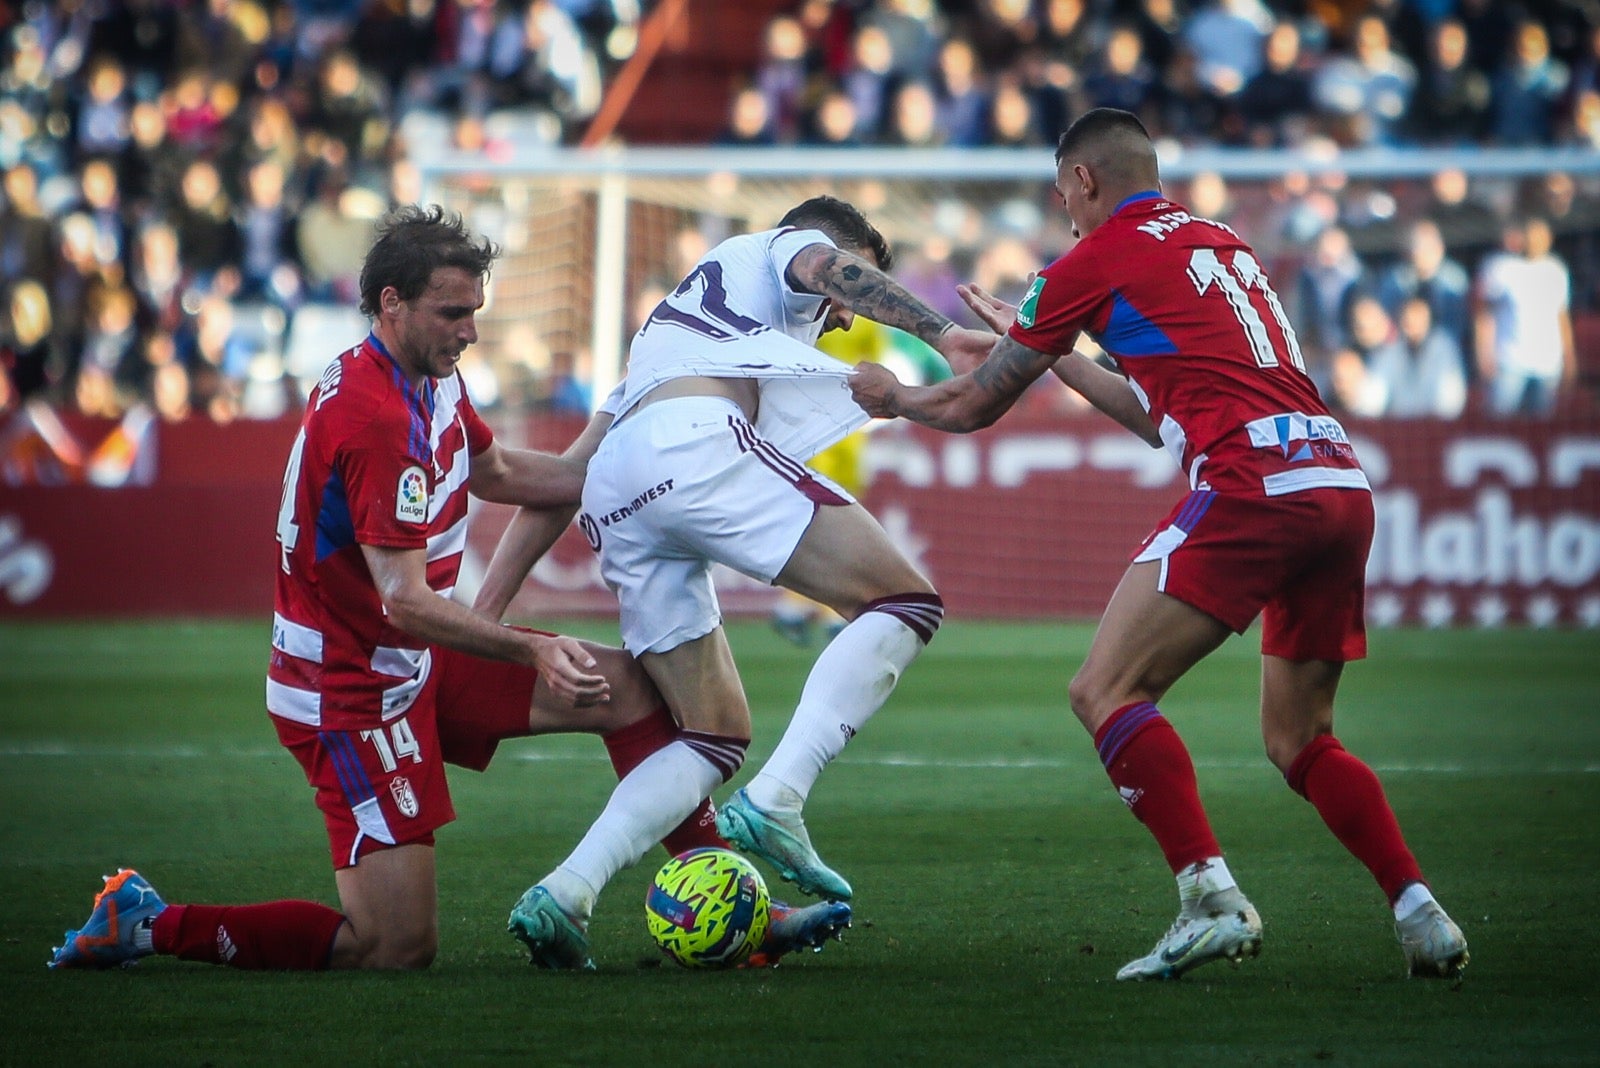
[{"x1": 1055, "y1": 108, "x2": 1161, "y2": 187}]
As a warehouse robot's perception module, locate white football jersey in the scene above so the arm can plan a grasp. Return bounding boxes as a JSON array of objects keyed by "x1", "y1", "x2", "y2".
[{"x1": 614, "y1": 227, "x2": 868, "y2": 460}]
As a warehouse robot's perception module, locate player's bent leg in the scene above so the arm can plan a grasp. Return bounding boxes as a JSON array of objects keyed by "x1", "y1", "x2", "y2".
[
  {"x1": 330, "y1": 843, "x2": 438, "y2": 969},
  {"x1": 723, "y1": 504, "x2": 940, "y2": 901},
  {"x1": 1265, "y1": 656, "x2": 1467, "y2": 978},
  {"x1": 50, "y1": 868, "x2": 352, "y2": 972}
]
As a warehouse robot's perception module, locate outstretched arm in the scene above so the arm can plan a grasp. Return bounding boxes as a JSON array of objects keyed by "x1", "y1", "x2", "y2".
[
  {"x1": 472, "y1": 410, "x2": 614, "y2": 621},
  {"x1": 959, "y1": 282, "x2": 1160, "y2": 447},
  {"x1": 850, "y1": 334, "x2": 1061, "y2": 432},
  {"x1": 787, "y1": 243, "x2": 997, "y2": 373}
]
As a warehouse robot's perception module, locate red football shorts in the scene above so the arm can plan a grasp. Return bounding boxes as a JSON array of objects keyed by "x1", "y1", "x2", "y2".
[
  {"x1": 1132, "y1": 487, "x2": 1374, "y2": 662},
  {"x1": 275, "y1": 636, "x2": 544, "y2": 869}
]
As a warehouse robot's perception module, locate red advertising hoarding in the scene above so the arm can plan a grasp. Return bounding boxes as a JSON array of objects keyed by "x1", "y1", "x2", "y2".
[{"x1": 3, "y1": 410, "x2": 1597, "y2": 628}]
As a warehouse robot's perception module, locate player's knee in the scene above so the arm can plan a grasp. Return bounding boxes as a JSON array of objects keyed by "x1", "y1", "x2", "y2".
[
  {"x1": 346, "y1": 921, "x2": 437, "y2": 970},
  {"x1": 1066, "y1": 669, "x2": 1104, "y2": 727}
]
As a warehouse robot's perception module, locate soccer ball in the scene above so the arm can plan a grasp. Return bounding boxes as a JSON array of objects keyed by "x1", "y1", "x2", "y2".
[{"x1": 645, "y1": 847, "x2": 770, "y2": 968}]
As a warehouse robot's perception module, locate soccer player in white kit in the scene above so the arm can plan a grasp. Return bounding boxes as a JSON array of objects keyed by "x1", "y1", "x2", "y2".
[{"x1": 484, "y1": 196, "x2": 996, "y2": 967}]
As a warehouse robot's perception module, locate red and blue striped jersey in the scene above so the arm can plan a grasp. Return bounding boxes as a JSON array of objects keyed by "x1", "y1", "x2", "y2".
[
  {"x1": 267, "y1": 333, "x2": 492, "y2": 731},
  {"x1": 1010, "y1": 192, "x2": 1368, "y2": 498}
]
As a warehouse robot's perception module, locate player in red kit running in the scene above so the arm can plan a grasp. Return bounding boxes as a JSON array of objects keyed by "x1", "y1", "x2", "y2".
[
  {"x1": 852, "y1": 109, "x2": 1468, "y2": 982},
  {"x1": 50, "y1": 206, "x2": 846, "y2": 973}
]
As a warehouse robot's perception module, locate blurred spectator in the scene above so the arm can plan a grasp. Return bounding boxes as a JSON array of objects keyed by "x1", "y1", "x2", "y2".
[
  {"x1": 988, "y1": 77, "x2": 1043, "y2": 148},
  {"x1": 74, "y1": 57, "x2": 133, "y2": 162},
  {"x1": 176, "y1": 0, "x2": 262, "y2": 89},
  {"x1": 716, "y1": 86, "x2": 777, "y2": 147},
  {"x1": 864, "y1": 0, "x2": 941, "y2": 83},
  {"x1": 879, "y1": 80, "x2": 935, "y2": 147},
  {"x1": 1475, "y1": 217, "x2": 1577, "y2": 415},
  {"x1": 172, "y1": 157, "x2": 242, "y2": 285},
  {"x1": 117, "y1": 100, "x2": 188, "y2": 216},
  {"x1": 803, "y1": 89, "x2": 863, "y2": 147},
  {"x1": 963, "y1": 0, "x2": 1038, "y2": 75},
  {"x1": 1082, "y1": 24, "x2": 1159, "y2": 117},
  {"x1": 2, "y1": 280, "x2": 56, "y2": 402},
  {"x1": 77, "y1": 281, "x2": 142, "y2": 391},
  {"x1": 162, "y1": 69, "x2": 229, "y2": 154},
  {"x1": 150, "y1": 359, "x2": 194, "y2": 422},
  {"x1": 1313, "y1": 15, "x2": 1416, "y2": 146},
  {"x1": 1294, "y1": 225, "x2": 1368, "y2": 386},
  {"x1": 1426, "y1": 168, "x2": 1502, "y2": 269},
  {"x1": 844, "y1": 24, "x2": 898, "y2": 141},
  {"x1": 1184, "y1": 0, "x2": 1270, "y2": 99},
  {"x1": 235, "y1": 158, "x2": 303, "y2": 306},
  {"x1": 1489, "y1": 21, "x2": 1569, "y2": 146},
  {"x1": 129, "y1": 220, "x2": 196, "y2": 358},
  {"x1": 296, "y1": 175, "x2": 382, "y2": 303},
  {"x1": 1355, "y1": 296, "x2": 1469, "y2": 418},
  {"x1": 1409, "y1": 19, "x2": 1490, "y2": 145},
  {"x1": 1377, "y1": 219, "x2": 1472, "y2": 359},
  {"x1": 756, "y1": 15, "x2": 809, "y2": 143},
  {"x1": 1236, "y1": 21, "x2": 1314, "y2": 147},
  {"x1": 934, "y1": 37, "x2": 990, "y2": 147},
  {"x1": 1038, "y1": 0, "x2": 1097, "y2": 72},
  {"x1": 76, "y1": 157, "x2": 132, "y2": 271},
  {"x1": 308, "y1": 49, "x2": 389, "y2": 162},
  {"x1": 0, "y1": 163, "x2": 55, "y2": 288}
]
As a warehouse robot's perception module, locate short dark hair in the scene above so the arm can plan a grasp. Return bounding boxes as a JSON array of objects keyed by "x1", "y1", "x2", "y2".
[
  {"x1": 777, "y1": 195, "x2": 892, "y2": 270},
  {"x1": 1055, "y1": 107, "x2": 1153, "y2": 165},
  {"x1": 359, "y1": 204, "x2": 499, "y2": 318}
]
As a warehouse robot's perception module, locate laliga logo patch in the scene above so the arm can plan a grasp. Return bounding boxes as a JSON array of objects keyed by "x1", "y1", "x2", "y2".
[
  {"x1": 395, "y1": 466, "x2": 428, "y2": 523},
  {"x1": 390, "y1": 776, "x2": 420, "y2": 818}
]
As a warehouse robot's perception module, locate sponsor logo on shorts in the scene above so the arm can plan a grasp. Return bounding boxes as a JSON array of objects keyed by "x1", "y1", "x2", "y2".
[
  {"x1": 390, "y1": 775, "x2": 419, "y2": 818},
  {"x1": 395, "y1": 466, "x2": 428, "y2": 523},
  {"x1": 596, "y1": 479, "x2": 675, "y2": 526},
  {"x1": 578, "y1": 512, "x2": 602, "y2": 551}
]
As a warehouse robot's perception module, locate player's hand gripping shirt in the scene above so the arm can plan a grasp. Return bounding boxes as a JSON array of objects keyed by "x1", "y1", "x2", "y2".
[
  {"x1": 616, "y1": 227, "x2": 869, "y2": 461},
  {"x1": 1010, "y1": 192, "x2": 1368, "y2": 498},
  {"x1": 268, "y1": 334, "x2": 493, "y2": 731}
]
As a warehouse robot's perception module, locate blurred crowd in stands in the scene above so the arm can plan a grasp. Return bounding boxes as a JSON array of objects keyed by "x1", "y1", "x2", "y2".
[{"x1": 1, "y1": 0, "x2": 1597, "y2": 436}]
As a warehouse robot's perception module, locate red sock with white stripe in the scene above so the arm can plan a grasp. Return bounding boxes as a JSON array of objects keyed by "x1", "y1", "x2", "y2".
[
  {"x1": 150, "y1": 901, "x2": 344, "y2": 970},
  {"x1": 603, "y1": 704, "x2": 727, "y2": 855},
  {"x1": 1286, "y1": 734, "x2": 1423, "y2": 902},
  {"x1": 745, "y1": 593, "x2": 943, "y2": 815},
  {"x1": 542, "y1": 733, "x2": 747, "y2": 919},
  {"x1": 1094, "y1": 702, "x2": 1222, "y2": 873}
]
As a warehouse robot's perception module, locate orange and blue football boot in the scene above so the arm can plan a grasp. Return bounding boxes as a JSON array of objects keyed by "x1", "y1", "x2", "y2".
[{"x1": 49, "y1": 869, "x2": 166, "y2": 969}]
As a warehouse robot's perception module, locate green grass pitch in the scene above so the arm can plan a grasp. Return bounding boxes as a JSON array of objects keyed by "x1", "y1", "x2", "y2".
[{"x1": 3, "y1": 618, "x2": 1598, "y2": 1066}]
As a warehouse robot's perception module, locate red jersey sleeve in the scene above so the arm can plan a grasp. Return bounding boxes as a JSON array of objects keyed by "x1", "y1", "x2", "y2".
[
  {"x1": 337, "y1": 414, "x2": 432, "y2": 550},
  {"x1": 1008, "y1": 250, "x2": 1111, "y2": 356}
]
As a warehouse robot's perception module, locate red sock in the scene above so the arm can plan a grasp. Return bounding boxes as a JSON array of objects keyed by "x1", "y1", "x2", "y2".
[
  {"x1": 1286, "y1": 735, "x2": 1423, "y2": 902},
  {"x1": 150, "y1": 900, "x2": 345, "y2": 970},
  {"x1": 1094, "y1": 702, "x2": 1222, "y2": 874},
  {"x1": 604, "y1": 703, "x2": 728, "y2": 855}
]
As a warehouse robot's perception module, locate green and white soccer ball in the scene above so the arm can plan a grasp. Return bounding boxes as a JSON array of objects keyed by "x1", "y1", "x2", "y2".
[{"x1": 645, "y1": 847, "x2": 771, "y2": 968}]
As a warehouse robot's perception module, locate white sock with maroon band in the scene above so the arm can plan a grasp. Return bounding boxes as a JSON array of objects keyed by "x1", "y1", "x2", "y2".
[
  {"x1": 745, "y1": 593, "x2": 944, "y2": 815},
  {"x1": 542, "y1": 734, "x2": 746, "y2": 920}
]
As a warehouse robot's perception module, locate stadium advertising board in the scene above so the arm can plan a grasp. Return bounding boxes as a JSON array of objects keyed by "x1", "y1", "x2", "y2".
[{"x1": 2, "y1": 412, "x2": 1596, "y2": 626}]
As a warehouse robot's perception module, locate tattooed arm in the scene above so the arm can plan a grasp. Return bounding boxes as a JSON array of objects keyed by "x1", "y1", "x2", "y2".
[
  {"x1": 850, "y1": 335, "x2": 1061, "y2": 431},
  {"x1": 787, "y1": 243, "x2": 996, "y2": 373}
]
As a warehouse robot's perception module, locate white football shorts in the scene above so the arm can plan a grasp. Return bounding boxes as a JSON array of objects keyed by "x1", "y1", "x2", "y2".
[{"x1": 580, "y1": 396, "x2": 854, "y2": 655}]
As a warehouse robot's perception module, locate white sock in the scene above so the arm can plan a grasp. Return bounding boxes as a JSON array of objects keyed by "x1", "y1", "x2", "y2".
[
  {"x1": 540, "y1": 741, "x2": 723, "y2": 919},
  {"x1": 1392, "y1": 881, "x2": 1437, "y2": 922},
  {"x1": 746, "y1": 609, "x2": 930, "y2": 814},
  {"x1": 1178, "y1": 856, "x2": 1239, "y2": 910}
]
